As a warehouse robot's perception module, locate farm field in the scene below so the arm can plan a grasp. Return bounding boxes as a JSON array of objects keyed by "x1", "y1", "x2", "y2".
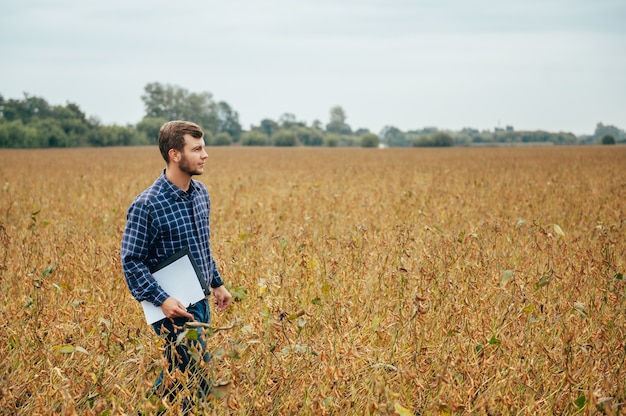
[{"x1": 0, "y1": 145, "x2": 624, "y2": 415}]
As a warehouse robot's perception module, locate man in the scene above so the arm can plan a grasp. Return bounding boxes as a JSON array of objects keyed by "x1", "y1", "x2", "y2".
[{"x1": 120, "y1": 120, "x2": 232, "y2": 404}]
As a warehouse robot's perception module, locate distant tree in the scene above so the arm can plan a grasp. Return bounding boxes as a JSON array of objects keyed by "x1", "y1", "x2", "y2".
[
  {"x1": 360, "y1": 133, "x2": 379, "y2": 148},
  {"x1": 381, "y1": 126, "x2": 409, "y2": 147},
  {"x1": 2, "y1": 94, "x2": 52, "y2": 122},
  {"x1": 294, "y1": 126, "x2": 323, "y2": 146},
  {"x1": 212, "y1": 132, "x2": 233, "y2": 146},
  {"x1": 279, "y1": 113, "x2": 298, "y2": 129},
  {"x1": 51, "y1": 103, "x2": 92, "y2": 146},
  {"x1": 553, "y1": 132, "x2": 578, "y2": 144},
  {"x1": 311, "y1": 119, "x2": 324, "y2": 131},
  {"x1": 601, "y1": 134, "x2": 616, "y2": 145},
  {"x1": 203, "y1": 131, "x2": 214, "y2": 145},
  {"x1": 325, "y1": 134, "x2": 340, "y2": 147},
  {"x1": 136, "y1": 117, "x2": 168, "y2": 144},
  {"x1": 91, "y1": 125, "x2": 148, "y2": 147},
  {"x1": 0, "y1": 123, "x2": 7, "y2": 147},
  {"x1": 141, "y1": 82, "x2": 218, "y2": 133},
  {"x1": 431, "y1": 132, "x2": 454, "y2": 147},
  {"x1": 273, "y1": 129, "x2": 298, "y2": 146},
  {"x1": 461, "y1": 127, "x2": 479, "y2": 135},
  {"x1": 2, "y1": 119, "x2": 39, "y2": 147},
  {"x1": 593, "y1": 123, "x2": 624, "y2": 142},
  {"x1": 216, "y1": 101, "x2": 242, "y2": 142},
  {"x1": 413, "y1": 132, "x2": 453, "y2": 147},
  {"x1": 412, "y1": 137, "x2": 426, "y2": 147},
  {"x1": 64, "y1": 102, "x2": 87, "y2": 121},
  {"x1": 32, "y1": 118, "x2": 69, "y2": 147},
  {"x1": 258, "y1": 119, "x2": 279, "y2": 137},
  {"x1": 241, "y1": 131, "x2": 269, "y2": 146},
  {"x1": 326, "y1": 106, "x2": 352, "y2": 135},
  {"x1": 471, "y1": 133, "x2": 493, "y2": 144}
]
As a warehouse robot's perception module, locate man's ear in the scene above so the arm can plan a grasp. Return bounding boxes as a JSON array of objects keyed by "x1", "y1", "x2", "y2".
[{"x1": 168, "y1": 148, "x2": 180, "y2": 163}]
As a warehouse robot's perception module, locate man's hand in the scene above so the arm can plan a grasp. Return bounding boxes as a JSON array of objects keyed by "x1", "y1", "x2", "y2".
[
  {"x1": 212, "y1": 285, "x2": 232, "y2": 312},
  {"x1": 160, "y1": 297, "x2": 194, "y2": 319}
]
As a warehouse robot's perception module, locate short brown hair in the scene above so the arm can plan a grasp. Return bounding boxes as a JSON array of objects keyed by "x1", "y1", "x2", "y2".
[{"x1": 158, "y1": 120, "x2": 204, "y2": 163}]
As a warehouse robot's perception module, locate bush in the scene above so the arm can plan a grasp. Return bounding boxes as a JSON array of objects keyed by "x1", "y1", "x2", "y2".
[
  {"x1": 325, "y1": 134, "x2": 339, "y2": 147},
  {"x1": 295, "y1": 127, "x2": 324, "y2": 146},
  {"x1": 601, "y1": 135, "x2": 616, "y2": 145},
  {"x1": 273, "y1": 130, "x2": 298, "y2": 147},
  {"x1": 241, "y1": 131, "x2": 269, "y2": 146},
  {"x1": 360, "y1": 133, "x2": 380, "y2": 148},
  {"x1": 136, "y1": 117, "x2": 168, "y2": 145},
  {"x1": 413, "y1": 132, "x2": 454, "y2": 147},
  {"x1": 212, "y1": 132, "x2": 233, "y2": 146}
]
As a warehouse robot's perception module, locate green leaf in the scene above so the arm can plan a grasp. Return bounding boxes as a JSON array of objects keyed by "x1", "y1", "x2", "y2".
[
  {"x1": 185, "y1": 329, "x2": 198, "y2": 340},
  {"x1": 311, "y1": 297, "x2": 322, "y2": 306},
  {"x1": 535, "y1": 274, "x2": 552, "y2": 289},
  {"x1": 501, "y1": 270, "x2": 514, "y2": 284},
  {"x1": 321, "y1": 284, "x2": 331, "y2": 296},
  {"x1": 237, "y1": 233, "x2": 252, "y2": 241},
  {"x1": 574, "y1": 394, "x2": 586, "y2": 409},
  {"x1": 212, "y1": 347, "x2": 225, "y2": 360},
  {"x1": 8, "y1": 335, "x2": 19, "y2": 349},
  {"x1": 287, "y1": 310, "x2": 305, "y2": 321},
  {"x1": 488, "y1": 335, "x2": 501, "y2": 345},
  {"x1": 42, "y1": 265, "x2": 54, "y2": 277},
  {"x1": 230, "y1": 285, "x2": 248, "y2": 301},
  {"x1": 371, "y1": 317, "x2": 380, "y2": 332},
  {"x1": 53, "y1": 345, "x2": 75, "y2": 354}
]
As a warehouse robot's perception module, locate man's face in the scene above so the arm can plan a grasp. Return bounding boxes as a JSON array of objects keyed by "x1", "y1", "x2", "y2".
[{"x1": 178, "y1": 134, "x2": 208, "y2": 176}]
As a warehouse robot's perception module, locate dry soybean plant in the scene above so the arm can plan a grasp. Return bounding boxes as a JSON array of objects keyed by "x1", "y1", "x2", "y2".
[{"x1": 0, "y1": 145, "x2": 624, "y2": 415}]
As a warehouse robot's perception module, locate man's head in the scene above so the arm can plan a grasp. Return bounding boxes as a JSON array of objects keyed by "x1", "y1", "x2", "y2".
[{"x1": 158, "y1": 120, "x2": 204, "y2": 164}]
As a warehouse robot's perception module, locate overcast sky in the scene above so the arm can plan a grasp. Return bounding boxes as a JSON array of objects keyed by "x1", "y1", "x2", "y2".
[{"x1": 1, "y1": 0, "x2": 625, "y2": 136}]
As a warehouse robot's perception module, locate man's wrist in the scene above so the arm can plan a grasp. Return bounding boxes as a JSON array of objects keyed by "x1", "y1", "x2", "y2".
[{"x1": 153, "y1": 290, "x2": 169, "y2": 307}]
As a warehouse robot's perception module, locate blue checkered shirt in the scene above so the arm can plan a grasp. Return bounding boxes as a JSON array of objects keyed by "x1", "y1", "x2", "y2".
[{"x1": 121, "y1": 170, "x2": 224, "y2": 306}]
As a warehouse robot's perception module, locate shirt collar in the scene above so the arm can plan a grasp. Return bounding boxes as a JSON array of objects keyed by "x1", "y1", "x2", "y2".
[{"x1": 159, "y1": 169, "x2": 196, "y2": 201}]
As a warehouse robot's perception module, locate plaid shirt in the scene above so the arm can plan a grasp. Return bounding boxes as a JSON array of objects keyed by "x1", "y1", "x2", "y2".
[{"x1": 121, "y1": 170, "x2": 224, "y2": 306}]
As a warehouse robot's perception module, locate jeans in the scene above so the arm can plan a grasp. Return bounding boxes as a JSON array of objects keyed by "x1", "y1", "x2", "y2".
[{"x1": 151, "y1": 298, "x2": 212, "y2": 401}]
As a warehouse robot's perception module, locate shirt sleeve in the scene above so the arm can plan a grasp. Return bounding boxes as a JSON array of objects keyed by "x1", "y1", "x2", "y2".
[
  {"x1": 120, "y1": 201, "x2": 169, "y2": 306},
  {"x1": 209, "y1": 255, "x2": 224, "y2": 288}
]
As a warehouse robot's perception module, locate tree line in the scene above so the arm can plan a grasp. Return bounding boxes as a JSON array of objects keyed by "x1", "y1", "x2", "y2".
[{"x1": 0, "y1": 83, "x2": 624, "y2": 148}]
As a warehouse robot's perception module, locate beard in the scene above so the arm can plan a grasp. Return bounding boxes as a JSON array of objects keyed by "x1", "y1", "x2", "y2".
[{"x1": 179, "y1": 153, "x2": 203, "y2": 176}]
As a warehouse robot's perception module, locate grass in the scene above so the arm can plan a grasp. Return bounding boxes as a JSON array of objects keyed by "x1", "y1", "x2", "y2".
[{"x1": 0, "y1": 145, "x2": 624, "y2": 415}]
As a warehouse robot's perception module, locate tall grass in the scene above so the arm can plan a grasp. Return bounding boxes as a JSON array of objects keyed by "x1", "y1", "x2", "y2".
[{"x1": 0, "y1": 146, "x2": 624, "y2": 415}]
